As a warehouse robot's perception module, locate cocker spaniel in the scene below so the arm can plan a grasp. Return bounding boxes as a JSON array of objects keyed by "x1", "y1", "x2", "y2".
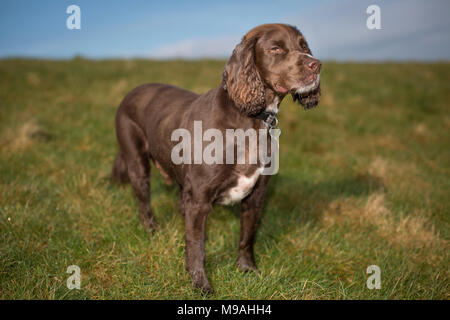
[{"x1": 112, "y1": 23, "x2": 321, "y2": 293}]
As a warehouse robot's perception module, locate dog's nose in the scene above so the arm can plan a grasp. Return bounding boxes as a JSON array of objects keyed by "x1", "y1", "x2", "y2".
[{"x1": 307, "y1": 59, "x2": 321, "y2": 73}]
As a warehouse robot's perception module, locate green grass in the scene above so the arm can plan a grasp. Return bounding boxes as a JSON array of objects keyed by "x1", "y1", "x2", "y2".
[{"x1": 0, "y1": 58, "x2": 449, "y2": 299}]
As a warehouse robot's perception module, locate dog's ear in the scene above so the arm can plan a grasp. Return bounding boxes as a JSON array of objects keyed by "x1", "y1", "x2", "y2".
[{"x1": 222, "y1": 35, "x2": 265, "y2": 115}]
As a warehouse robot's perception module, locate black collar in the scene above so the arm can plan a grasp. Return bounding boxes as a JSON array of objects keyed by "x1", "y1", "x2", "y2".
[{"x1": 250, "y1": 110, "x2": 278, "y2": 128}]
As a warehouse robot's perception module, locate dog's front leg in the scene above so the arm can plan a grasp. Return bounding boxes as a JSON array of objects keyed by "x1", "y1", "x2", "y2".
[
  {"x1": 183, "y1": 193, "x2": 213, "y2": 293},
  {"x1": 237, "y1": 175, "x2": 270, "y2": 272}
]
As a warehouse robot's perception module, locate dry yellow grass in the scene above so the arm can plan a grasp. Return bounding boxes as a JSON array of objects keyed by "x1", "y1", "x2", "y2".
[
  {"x1": 1, "y1": 120, "x2": 50, "y2": 153},
  {"x1": 1, "y1": 60, "x2": 448, "y2": 299},
  {"x1": 323, "y1": 192, "x2": 443, "y2": 250}
]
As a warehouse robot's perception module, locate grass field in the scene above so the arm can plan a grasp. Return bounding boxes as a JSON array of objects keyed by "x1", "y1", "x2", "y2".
[{"x1": 0, "y1": 58, "x2": 449, "y2": 299}]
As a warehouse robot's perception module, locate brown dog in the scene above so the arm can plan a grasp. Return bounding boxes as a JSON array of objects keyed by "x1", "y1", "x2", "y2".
[{"x1": 111, "y1": 23, "x2": 321, "y2": 293}]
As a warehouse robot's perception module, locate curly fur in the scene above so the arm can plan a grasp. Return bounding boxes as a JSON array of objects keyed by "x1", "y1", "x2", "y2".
[{"x1": 222, "y1": 34, "x2": 266, "y2": 116}]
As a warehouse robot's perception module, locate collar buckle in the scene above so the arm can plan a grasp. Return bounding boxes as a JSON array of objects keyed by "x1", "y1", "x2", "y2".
[
  {"x1": 252, "y1": 111, "x2": 278, "y2": 128},
  {"x1": 265, "y1": 113, "x2": 278, "y2": 128}
]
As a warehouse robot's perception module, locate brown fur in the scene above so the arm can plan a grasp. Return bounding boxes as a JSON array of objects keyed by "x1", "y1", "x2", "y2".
[{"x1": 111, "y1": 23, "x2": 321, "y2": 293}]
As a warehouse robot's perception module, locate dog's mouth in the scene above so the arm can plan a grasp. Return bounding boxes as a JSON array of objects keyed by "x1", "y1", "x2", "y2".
[
  {"x1": 291, "y1": 74, "x2": 320, "y2": 95},
  {"x1": 291, "y1": 75, "x2": 321, "y2": 110}
]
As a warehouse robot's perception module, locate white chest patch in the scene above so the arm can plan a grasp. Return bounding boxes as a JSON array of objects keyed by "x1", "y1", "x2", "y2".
[
  {"x1": 218, "y1": 167, "x2": 263, "y2": 205},
  {"x1": 266, "y1": 96, "x2": 280, "y2": 114}
]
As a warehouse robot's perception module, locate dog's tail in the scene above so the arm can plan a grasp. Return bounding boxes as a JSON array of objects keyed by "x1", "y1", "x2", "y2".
[{"x1": 111, "y1": 152, "x2": 129, "y2": 184}]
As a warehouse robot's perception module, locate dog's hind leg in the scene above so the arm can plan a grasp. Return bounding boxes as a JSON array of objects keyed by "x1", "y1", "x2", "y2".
[
  {"x1": 116, "y1": 117, "x2": 158, "y2": 232},
  {"x1": 111, "y1": 152, "x2": 129, "y2": 184}
]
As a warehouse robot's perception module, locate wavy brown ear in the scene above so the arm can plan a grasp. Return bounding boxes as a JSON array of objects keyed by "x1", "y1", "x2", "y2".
[{"x1": 222, "y1": 35, "x2": 265, "y2": 115}]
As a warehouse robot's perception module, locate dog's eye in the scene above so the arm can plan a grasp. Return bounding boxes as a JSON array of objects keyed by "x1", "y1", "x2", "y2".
[
  {"x1": 300, "y1": 42, "x2": 309, "y2": 52},
  {"x1": 270, "y1": 46, "x2": 282, "y2": 53}
]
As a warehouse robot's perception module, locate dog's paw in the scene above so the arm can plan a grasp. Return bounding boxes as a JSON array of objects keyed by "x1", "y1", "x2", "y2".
[
  {"x1": 190, "y1": 269, "x2": 214, "y2": 295},
  {"x1": 198, "y1": 283, "x2": 215, "y2": 295},
  {"x1": 141, "y1": 216, "x2": 159, "y2": 233},
  {"x1": 237, "y1": 256, "x2": 259, "y2": 273}
]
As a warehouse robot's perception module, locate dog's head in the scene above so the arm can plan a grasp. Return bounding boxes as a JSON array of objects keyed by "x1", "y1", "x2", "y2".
[{"x1": 222, "y1": 23, "x2": 321, "y2": 115}]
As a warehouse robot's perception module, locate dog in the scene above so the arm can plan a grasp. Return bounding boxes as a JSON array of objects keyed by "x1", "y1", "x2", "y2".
[{"x1": 111, "y1": 23, "x2": 321, "y2": 293}]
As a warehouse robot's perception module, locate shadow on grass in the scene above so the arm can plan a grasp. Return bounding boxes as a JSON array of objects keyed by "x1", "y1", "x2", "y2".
[
  {"x1": 107, "y1": 163, "x2": 385, "y2": 247},
  {"x1": 258, "y1": 172, "x2": 385, "y2": 242}
]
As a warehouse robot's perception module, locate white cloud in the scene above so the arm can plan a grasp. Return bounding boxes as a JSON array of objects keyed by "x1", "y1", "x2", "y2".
[
  {"x1": 287, "y1": 0, "x2": 450, "y2": 60},
  {"x1": 148, "y1": 0, "x2": 450, "y2": 60},
  {"x1": 149, "y1": 35, "x2": 240, "y2": 59}
]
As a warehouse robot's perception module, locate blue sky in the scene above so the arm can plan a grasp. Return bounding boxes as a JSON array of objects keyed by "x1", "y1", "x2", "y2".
[{"x1": 0, "y1": 0, "x2": 449, "y2": 60}]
